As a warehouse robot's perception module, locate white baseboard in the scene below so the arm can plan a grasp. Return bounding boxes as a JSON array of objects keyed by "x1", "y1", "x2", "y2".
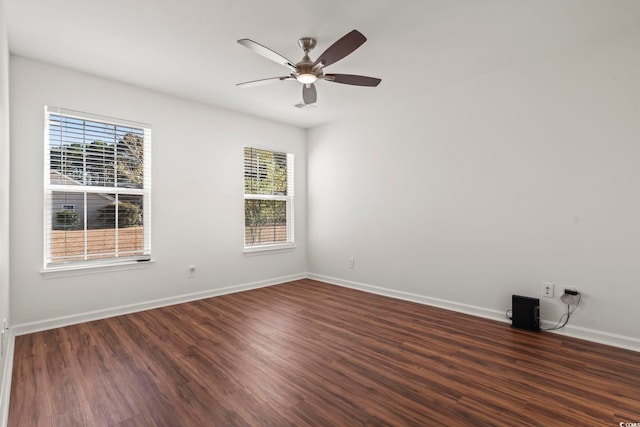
[
  {"x1": 0, "y1": 330, "x2": 15, "y2": 427},
  {"x1": 11, "y1": 273, "x2": 307, "y2": 337},
  {"x1": 308, "y1": 273, "x2": 640, "y2": 353},
  {"x1": 537, "y1": 321, "x2": 640, "y2": 352},
  {"x1": 307, "y1": 273, "x2": 510, "y2": 323}
]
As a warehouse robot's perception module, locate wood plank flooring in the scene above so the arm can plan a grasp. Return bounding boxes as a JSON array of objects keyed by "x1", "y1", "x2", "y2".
[{"x1": 8, "y1": 279, "x2": 640, "y2": 426}]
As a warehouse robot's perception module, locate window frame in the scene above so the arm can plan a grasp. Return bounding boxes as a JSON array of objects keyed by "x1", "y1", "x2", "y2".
[
  {"x1": 43, "y1": 106, "x2": 152, "y2": 271},
  {"x1": 243, "y1": 146, "x2": 295, "y2": 252}
]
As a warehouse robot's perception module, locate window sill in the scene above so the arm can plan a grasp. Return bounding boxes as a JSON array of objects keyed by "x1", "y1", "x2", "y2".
[
  {"x1": 243, "y1": 243, "x2": 296, "y2": 255},
  {"x1": 41, "y1": 258, "x2": 154, "y2": 278}
]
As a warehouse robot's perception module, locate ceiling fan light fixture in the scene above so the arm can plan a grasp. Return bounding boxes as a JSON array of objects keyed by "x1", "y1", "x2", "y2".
[{"x1": 296, "y1": 73, "x2": 317, "y2": 84}]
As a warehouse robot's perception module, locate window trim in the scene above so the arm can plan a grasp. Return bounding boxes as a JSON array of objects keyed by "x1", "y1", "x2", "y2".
[
  {"x1": 243, "y1": 146, "x2": 294, "y2": 252},
  {"x1": 43, "y1": 106, "x2": 152, "y2": 271},
  {"x1": 41, "y1": 257, "x2": 154, "y2": 278}
]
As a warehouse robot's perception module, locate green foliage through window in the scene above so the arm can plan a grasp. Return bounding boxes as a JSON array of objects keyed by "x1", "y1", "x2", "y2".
[
  {"x1": 54, "y1": 209, "x2": 79, "y2": 230},
  {"x1": 97, "y1": 201, "x2": 143, "y2": 228},
  {"x1": 48, "y1": 114, "x2": 144, "y2": 188},
  {"x1": 244, "y1": 147, "x2": 287, "y2": 195}
]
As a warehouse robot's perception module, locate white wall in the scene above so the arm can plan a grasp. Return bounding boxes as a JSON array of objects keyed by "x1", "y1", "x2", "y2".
[
  {"x1": 9, "y1": 56, "x2": 307, "y2": 327},
  {"x1": 0, "y1": 0, "x2": 10, "y2": 414},
  {"x1": 308, "y1": 28, "x2": 640, "y2": 347},
  {"x1": 6, "y1": 9, "x2": 640, "y2": 353}
]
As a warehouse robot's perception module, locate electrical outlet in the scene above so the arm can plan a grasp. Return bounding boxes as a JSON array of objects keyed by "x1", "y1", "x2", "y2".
[
  {"x1": 188, "y1": 265, "x2": 196, "y2": 278},
  {"x1": 347, "y1": 257, "x2": 355, "y2": 269},
  {"x1": 542, "y1": 282, "x2": 554, "y2": 298}
]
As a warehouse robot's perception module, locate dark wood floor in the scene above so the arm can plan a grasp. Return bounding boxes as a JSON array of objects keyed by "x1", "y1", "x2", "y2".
[{"x1": 8, "y1": 279, "x2": 640, "y2": 426}]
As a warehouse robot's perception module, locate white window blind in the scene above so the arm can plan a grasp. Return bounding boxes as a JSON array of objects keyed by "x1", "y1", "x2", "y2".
[
  {"x1": 244, "y1": 147, "x2": 294, "y2": 249},
  {"x1": 44, "y1": 106, "x2": 151, "y2": 268}
]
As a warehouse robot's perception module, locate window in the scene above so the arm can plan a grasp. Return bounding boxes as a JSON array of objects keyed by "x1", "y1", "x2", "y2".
[
  {"x1": 44, "y1": 106, "x2": 151, "y2": 268},
  {"x1": 244, "y1": 147, "x2": 294, "y2": 250}
]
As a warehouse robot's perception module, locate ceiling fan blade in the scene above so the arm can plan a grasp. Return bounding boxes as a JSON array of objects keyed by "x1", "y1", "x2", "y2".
[
  {"x1": 236, "y1": 76, "x2": 293, "y2": 88},
  {"x1": 302, "y1": 84, "x2": 317, "y2": 105},
  {"x1": 313, "y1": 30, "x2": 367, "y2": 68},
  {"x1": 237, "y1": 39, "x2": 297, "y2": 72},
  {"x1": 324, "y1": 74, "x2": 381, "y2": 87}
]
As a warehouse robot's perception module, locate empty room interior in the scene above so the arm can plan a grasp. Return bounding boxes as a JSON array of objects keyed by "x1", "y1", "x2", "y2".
[{"x1": 1, "y1": 0, "x2": 640, "y2": 425}]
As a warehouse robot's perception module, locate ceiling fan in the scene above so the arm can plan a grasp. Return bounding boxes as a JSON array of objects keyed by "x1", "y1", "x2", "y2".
[{"x1": 236, "y1": 30, "x2": 381, "y2": 105}]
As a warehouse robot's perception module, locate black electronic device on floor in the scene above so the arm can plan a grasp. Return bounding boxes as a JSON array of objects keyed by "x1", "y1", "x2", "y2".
[{"x1": 511, "y1": 295, "x2": 540, "y2": 332}]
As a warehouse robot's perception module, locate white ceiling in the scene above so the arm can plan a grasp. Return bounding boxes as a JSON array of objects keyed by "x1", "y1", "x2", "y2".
[{"x1": 6, "y1": 0, "x2": 640, "y2": 129}]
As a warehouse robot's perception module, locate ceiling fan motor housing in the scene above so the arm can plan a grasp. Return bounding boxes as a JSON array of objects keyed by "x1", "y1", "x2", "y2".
[{"x1": 295, "y1": 38, "x2": 320, "y2": 81}]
